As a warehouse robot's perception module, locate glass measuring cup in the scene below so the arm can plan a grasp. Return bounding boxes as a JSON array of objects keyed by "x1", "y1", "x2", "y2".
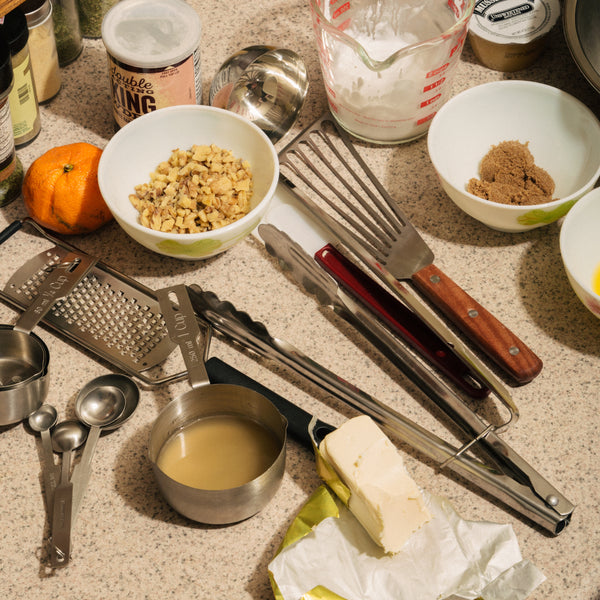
[{"x1": 309, "y1": 0, "x2": 475, "y2": 144}]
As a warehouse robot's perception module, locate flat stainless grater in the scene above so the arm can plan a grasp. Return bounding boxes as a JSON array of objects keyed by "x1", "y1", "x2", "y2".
[{"x1": 0, "y1": 219, "x2": 179, "y2": 385}]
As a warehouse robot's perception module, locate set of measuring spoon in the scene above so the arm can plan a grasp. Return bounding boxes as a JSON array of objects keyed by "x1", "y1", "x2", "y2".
[{"x1": 28, "y1": 373, "x2": 139, "y2": 568}]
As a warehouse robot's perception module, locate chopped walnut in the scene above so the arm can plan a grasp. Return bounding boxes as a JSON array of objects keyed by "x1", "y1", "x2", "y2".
[{"x1": 129, "y1": 144, "x2": 253, "y2": 234}]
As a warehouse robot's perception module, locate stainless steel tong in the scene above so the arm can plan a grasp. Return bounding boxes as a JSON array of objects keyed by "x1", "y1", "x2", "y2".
[{"x1": 186, "y1": 283, "x2": 574, "y2": 536}]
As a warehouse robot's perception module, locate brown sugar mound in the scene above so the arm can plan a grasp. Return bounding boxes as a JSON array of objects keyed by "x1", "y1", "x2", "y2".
[{"x1": 467, "y1": 141, "x2": 556, "y2": 206}]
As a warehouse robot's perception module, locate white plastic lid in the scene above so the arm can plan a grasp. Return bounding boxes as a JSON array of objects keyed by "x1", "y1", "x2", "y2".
[
  {"x1": 102, "y1": 0, "x2": 201, "y2": 69},
  {"x1": 469, "y1": 0, "x2": 560, "y2": 45}
]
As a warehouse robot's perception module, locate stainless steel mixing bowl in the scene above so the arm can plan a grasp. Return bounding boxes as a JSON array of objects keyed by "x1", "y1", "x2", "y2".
[{"x1": 563, "y1": 0, "x2": 600, "y2": 93}]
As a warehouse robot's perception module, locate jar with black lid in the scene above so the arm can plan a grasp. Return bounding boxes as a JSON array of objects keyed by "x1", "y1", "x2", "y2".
[
  {"x1": 0, "y1": 7, "x2": 42, "y2": 146},
  {"x1": 0, "y1": 38, "x2": 24, "y2": 207}
]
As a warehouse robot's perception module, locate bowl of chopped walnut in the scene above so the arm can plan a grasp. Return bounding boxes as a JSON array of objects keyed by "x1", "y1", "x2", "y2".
[{"x1": 98, "y1": 105, "x2": 279, "y2": 259}]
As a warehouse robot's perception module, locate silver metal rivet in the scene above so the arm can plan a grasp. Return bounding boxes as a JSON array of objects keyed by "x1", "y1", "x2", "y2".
[
  {"x1": 430, "y1": 275, "x2": 441, "y2": 284},
  {"x1": 546, "y1": 495, "x2": 559, "y2": 507},
  {"x1": 509, "y1": 346, "x2": 520, "y2": 356},
  {"x1": 468, "y1": 309, "x2": 479, "y2": 318}
]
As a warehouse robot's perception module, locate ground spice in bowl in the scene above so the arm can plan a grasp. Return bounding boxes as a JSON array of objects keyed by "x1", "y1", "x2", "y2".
[{"x1": 467, "y1": 140, "x2": 556, "y2": 205}]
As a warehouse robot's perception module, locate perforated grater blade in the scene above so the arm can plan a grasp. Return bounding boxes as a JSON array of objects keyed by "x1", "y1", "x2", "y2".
[{"x1": 2, "y1": 242, "x2": 179, "y2": 385}]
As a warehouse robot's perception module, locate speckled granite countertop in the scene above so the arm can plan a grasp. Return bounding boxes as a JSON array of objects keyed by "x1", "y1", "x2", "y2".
[{"x1": 1, "y1": 1, "x2": 599, "y2": 598}]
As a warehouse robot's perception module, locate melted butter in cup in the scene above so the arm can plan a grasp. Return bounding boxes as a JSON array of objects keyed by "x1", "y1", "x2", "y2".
[
  {"x1": 468, "y1": 0, "x2": 560, "y2": 72},
  {"x1": 156, "y1": 414, "x2": 282, "y2": 490}
]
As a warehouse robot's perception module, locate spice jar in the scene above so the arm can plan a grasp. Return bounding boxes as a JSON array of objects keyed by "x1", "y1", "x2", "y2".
[
  {"x1": 78, "y1": 0, "x2": 121, "y2": 38},
  {"x1": 52, "y1": 0, "x2": 83, "y2": 66},
  {"x1": 22, "y1": 0, "x2": 61, "y2": 102},
  {"x1": 0, "y1": 38, "x2": 24, "y2": 207},
  {"x1": 102, "y1": 0, "x2": 202, "y2": 128},
  {"x1": 0, "y1": 8, "x2": 41, "y2": 147}
]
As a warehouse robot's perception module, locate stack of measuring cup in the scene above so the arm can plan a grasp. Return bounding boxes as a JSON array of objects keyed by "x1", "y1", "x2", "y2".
[{"x1": 309, "y1": 0, "x2": 475, "y2": 144}]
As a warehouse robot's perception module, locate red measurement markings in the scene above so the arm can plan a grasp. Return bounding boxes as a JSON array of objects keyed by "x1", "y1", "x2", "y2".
[
  {"x1": 332, "y1": 1, "x2": 350, "y2": 19},
  {"x1": 423, "y1": 77, "x2": 446, "y2": 93},
  {"x1": 420, "y1": 93, "x2": 442, "y2": 108},
  {"x1": 417, "y1": 112, "x2": 436, "y2": 126}
]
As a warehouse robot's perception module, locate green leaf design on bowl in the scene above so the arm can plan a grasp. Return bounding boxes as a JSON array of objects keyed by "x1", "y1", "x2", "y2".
[
  {"x1": 156, "y1": 237, "x2": 223, "y2": 257},
  {"x1": 155, "y1": 223, "x2": 257, "y2": 257},
  {"x1": 517, "y1": 199, "x2": 577, "y2": 226}
]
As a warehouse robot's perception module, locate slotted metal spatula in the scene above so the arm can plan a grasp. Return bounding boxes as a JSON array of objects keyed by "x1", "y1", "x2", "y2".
[{"x1": 278, "y1": 113, "x2": 543, "y2": 384}]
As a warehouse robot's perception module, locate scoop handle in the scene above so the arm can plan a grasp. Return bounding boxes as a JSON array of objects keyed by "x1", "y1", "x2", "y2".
[{"x1": 412, "y1": 263, "x2": 543, "y2": 384}]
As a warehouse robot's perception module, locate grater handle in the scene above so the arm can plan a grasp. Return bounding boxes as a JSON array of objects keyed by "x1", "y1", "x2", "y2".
[
  {"x1": 0, "y1": 219, "x2": 24, "y2": 246},
  {"x1": 156, "y1": 285, "x2": 212, "y2": 390},
  {"x1": 412, "y1": 264, "x2": 543, "y2": 385},
  {"x1": 13, "y1": 253, "x2": 97, "y2": 334}
]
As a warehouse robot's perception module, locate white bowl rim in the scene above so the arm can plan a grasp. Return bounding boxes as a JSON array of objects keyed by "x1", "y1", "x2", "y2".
[
  {"x1": 427, "y1": 80, "x2": 600, "y2": 212},
  {"x1": 98, "y1": 104, "x2": 279, "y2": 241},
  {"x1": 559, "y1": 186, "x2": 600, "y2": 300}
]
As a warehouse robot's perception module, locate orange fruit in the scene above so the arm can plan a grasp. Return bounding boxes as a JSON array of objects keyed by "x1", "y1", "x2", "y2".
[{"x1": 23, "y1": 142, "x2": 113, "y2": 235}]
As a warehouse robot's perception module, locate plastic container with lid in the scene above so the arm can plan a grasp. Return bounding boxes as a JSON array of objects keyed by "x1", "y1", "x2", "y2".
[
  {"x1": 468, "y1": 0, "x2": 561, "y2": 72},
  {"x1": 22, "y1": 0, "x2": 61, "y2": 102},
  {"x1": 0, "y1": 38, "x2": 24, "y2": 207},
  {"x1": 0, "y1": 7, "x2": 41, "y2": 146},
  {"x1": 101, "y1": 0, "x2": 202, "y2": 128}
]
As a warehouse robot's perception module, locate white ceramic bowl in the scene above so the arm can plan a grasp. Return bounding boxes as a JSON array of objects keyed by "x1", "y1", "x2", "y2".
[
  {"x1": 98, "y1": 105, "x2": 279, "y2": 260},
  {"x1": 559, "y1": 187, "x2": 600, "y2": 319},
  {"x1": 427, "y1": 81, "x2": 600, "y2": 232}
]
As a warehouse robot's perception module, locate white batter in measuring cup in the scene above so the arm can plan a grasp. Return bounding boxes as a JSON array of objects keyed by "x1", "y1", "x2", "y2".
[{"x1": 309, "y1": 0, "x2": 475, "y2": 144}]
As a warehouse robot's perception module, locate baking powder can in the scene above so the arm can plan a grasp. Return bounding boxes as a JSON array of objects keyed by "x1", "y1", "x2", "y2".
[{"x1": 101, "y1": 0, "x2": 202, "y2": 128}]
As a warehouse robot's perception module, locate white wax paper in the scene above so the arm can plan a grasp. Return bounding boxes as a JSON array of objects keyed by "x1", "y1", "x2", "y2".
[{"x1": 269, "y1": 488, "x2": 545, "y2": 600}]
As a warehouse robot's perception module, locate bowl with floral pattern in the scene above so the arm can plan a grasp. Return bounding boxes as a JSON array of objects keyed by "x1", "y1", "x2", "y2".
[
  {"x1": 560, "y1": 187, "x2": 600, "y2": 319},
  {"x1": 98, "y1": 105, "x2": 278, "y2": 260},
  {"x1": 427, "y1": 81, "x2": 600, "y2": 232}
]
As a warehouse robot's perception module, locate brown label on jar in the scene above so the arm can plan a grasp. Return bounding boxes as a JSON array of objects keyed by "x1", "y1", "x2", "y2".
[{"x1": 108, "y1": 50, "x2": 200, "y2": 128}]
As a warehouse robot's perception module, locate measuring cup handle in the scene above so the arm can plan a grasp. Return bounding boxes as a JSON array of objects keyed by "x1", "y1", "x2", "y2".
[{"x1": 156, "y1": 285, "x2": 211, "y2": 389}]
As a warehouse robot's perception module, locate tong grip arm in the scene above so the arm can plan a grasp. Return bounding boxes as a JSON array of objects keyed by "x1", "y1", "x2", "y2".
[{"x1": 412, "y1": 264, "x2": 543, "y2": 384}]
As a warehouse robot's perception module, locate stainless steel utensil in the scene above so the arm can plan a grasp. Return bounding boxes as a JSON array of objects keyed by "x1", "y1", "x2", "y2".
[
  {"x1": 28, "y1": 404, "x2": 59, "y2": 515},
  {"x1": 0, "y1": 219, "x2": 179, "y2": 386},
  {"x1": 149, "y1": 285, "x2": 287, "y2": 525},
  {"x1": 50, "y1": 420, "x2": 87, "y2": 568},
  {"x1": 258, "y1": 223, "x2": 518, "y2": 433},
  {"x1": 0, "y1": 251, "x2": 96, "y2": 425},
  {"x1": 186, "y1": 283, "x2": 574, "y2": 535},
  {"x1": 71, "y1": 381, "x2": 126, "y2": 522},
  {"x1": 209, "y1": 45, "x2": 308, "y2": 142},
  {"x1": 278, "y1": 113, "x2": 543, "y2": 384}
]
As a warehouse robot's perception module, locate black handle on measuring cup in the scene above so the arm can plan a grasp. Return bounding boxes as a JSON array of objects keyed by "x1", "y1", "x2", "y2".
[
  {"x1": 205, "y1": 357, "x2": 335, "y2": 449},
  {"x1": 0, "y1": 219, "x2": 24, "y2": 246}
]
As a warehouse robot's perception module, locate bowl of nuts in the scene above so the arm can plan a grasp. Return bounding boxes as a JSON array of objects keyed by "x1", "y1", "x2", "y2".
[{"x1": 98, "y1": 105, "x2": 279, "y2": 260}]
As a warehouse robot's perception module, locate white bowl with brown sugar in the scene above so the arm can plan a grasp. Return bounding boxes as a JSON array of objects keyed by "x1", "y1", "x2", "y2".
[
  {"x1": 427, "y1": 81, "x2": 600, "y2": 232},
  {"x1": 98, "y1": 105, "x2": 279, "y2": 259}
]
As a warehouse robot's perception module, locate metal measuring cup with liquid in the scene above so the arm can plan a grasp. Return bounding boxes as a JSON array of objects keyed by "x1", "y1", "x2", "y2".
[{"x1": 309, "y1": 0, "x2": 475, "y2": 144}]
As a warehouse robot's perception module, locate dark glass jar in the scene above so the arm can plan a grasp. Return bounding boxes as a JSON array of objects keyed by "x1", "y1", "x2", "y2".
[{"x1": 0, "y1": 38, "x2": 24, "y2": 207}]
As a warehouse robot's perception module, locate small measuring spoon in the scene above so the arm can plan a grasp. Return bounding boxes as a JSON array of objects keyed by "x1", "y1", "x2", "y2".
[
  {"x1": 50, "y1": 420, "x2": 88, "y2": 568},
  {"x1": 28, "y1": 404, "x2": 59, "y2": 514},
  {"x1": 71, "y1": 382, "x2": 126, "y2": 521}
]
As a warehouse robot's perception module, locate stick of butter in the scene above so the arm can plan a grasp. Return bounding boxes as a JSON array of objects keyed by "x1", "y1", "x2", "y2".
[{"x1": 319, "y1": 415, "x2": 431, "y2": 553}]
